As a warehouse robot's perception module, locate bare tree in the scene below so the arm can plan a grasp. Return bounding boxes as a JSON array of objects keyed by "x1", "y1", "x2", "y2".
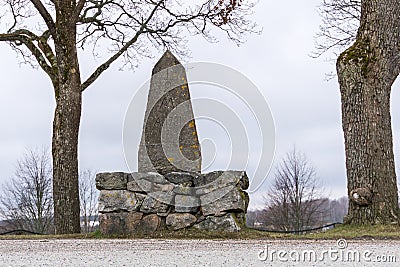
[
  {"x1": 0, "y1": 148, "x2": 54, "y2": 234},
  {"x1": 79, "y1": 169, "x2": 99, "y2": 233},
  {"x1": 316, "y1": 0, "x2": 400, "y2": 224},
  {"x1": 0, "y1": 0, "x2": 258, "y2": 234},
  {"x1": 264, "y1": 148, "x2": 327, "y2": 232}
]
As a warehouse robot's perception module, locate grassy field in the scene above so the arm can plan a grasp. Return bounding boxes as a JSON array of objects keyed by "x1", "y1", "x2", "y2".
[{"x1": 1, "y1": 224, "x2": 400, "y2": 240}]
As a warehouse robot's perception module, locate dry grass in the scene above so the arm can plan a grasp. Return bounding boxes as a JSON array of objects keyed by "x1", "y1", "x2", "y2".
[{"x1": 1, "y1": 224, "x2": 400, "y2": 240}]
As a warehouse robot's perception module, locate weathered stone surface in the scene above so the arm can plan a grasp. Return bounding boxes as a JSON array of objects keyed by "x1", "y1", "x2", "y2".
[
  {"x1": 193, "y1": 214, "x2": 241, "y2": 232},
  {"x1": 130, "y1": 172, "x2": 168, "y2": 184},
  {"x1": 99, "y1": 212, "x2": 143, "y2": 235},
  {"x1": 173, "y1": 184, "x2": 195, "y2": 196},
  {"x1": 99, "y1": 212, "x2": 164, "y2": 235},
  {"x1": 138, "y1": 51, "x2": 201, "y2": 175},
  {"x1": 165, "y1": 172, "x2": 197, "y2": 185},
  {"x1": 153, "y1": 183, "x2": 175, "y2": 192},
  {"x1": 195, "y1": 171, "x2": 249, "y2": 195},
  {"x1": 96, "y1": 172, "x2": 128, "y2": 190},
  {"x1": 134, "y1": 214, "x2": 164, "y2": 234},
  {"x1": 127, "y1": 179, "x2": 152, "y2": 193},
  {"x1": 148, "y1": 191, "x2": 175, "y2": 205},
  {"x1": 200, "y1": 187, "x2": 247, "y2": 216},
  {"x1": 193, "y1": 171, "x2": 223, "y2": 187},
  {"x1": 98, "y1": 190, "x2": 142, "y2": 213},
  {"x1": 166, "y1": 213, "x2": 197, "y2": 230},
  {"x1": 140, "y1": 193, "x2": 173, "y2": 214},
  {"x1": 175, "y1": 195, "x2": 199, "y2": 213}
]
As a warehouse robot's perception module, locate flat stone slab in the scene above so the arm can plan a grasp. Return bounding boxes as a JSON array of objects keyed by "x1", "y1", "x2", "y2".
[
  {"x1": 96, "y1": 172, "x2": 128, "y2": 190},
  {"x1": 130, "y1": 172, "x2": 169, "y2": 184},
  {"x1": 98, "y1": 190, "x2": 143, "y2": 213},
  {"x1": 195, "y1": 171, "x2": 249, "y2": 195}
]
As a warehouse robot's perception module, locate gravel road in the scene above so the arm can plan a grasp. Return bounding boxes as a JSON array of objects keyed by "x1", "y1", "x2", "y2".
[{"x1": 0, "y1": 239, "x2": 399, "y2": 266}]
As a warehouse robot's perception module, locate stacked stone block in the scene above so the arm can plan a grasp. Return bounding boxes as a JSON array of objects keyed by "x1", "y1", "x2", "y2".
[{"x1": 96, "y1": 171, "x2": 249, "y2": 234}]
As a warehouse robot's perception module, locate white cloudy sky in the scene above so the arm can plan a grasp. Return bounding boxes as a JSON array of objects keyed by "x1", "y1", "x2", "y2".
[{"x1": 1, "y1": 0, "x2": 400, "y2": 209}]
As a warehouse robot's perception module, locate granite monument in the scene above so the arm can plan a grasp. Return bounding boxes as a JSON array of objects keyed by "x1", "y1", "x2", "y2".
[{"x1": 97, "y1": 51, "x2": 249, "y2": 234}]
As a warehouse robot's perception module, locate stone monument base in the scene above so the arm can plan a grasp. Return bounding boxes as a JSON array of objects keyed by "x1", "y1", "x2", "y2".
[{"x1": 96, "y1": 171, "x2": 249, "y2": 234}]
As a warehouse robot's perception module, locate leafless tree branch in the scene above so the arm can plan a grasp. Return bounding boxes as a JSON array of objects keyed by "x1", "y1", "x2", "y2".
[
  {"x1": 313, "y1": 0, "x2": 361, "y2": 59},
  {"x1": 78, "y1": 0, "x2": 259, "y2": 91},
  {"x1": 0, "y1": 30, "x2": 55, "y2": 78},
  {"x1": 29, "y1": 0, "x2": 56, "y2": 37}
]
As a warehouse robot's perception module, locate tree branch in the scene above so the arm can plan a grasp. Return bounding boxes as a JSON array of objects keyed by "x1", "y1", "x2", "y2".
[
  {"x1": 81, "y1": 0, "x2": 163, "y2": 91},
  {"x1": 29, "y1": 0, "x2": 56, "y2": 37},
  {"x1": 0, "y1": 32, "x2": 55, "y2": 79},
  {"x1": 74, "y1": 0, "x2": 87, "y2": 23}
]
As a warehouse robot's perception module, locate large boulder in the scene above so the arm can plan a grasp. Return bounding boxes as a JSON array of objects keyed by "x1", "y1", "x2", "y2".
[
  {"x1": 96, "y1": 172, "x2": 128, "y2": 190},
  {"x1": 98, "y1": 190, "x2": 144, "y2": 213},
  {"x1": 100, "y1": 212, "x2": 164, "y2": 235},
  {"x1": 99, "y1": 212, "x2": 143, "y2": 235},
  {"x1": 200, "y1": 187, "x2": 248, "y2": 216},
  {"x1": 134, "y1": 214, "x2": 164, "y2": 234},
  {"x1": 166, "y1": 213, "x2": 197, "y2": 230},
  {"x1": 195, "y1": 171, "x2": 249, "y2": 195}
]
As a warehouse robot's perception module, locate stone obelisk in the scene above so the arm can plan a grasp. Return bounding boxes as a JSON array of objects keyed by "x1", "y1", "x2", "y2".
[{"x1": 138, "y1": 51, "x2": 201, "y2": 174}]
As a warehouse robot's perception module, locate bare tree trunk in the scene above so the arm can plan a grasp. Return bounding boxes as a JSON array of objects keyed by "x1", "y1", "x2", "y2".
[
  {"x1": 52, "y1": 87, "x2": 81, "y2": 234},
  {"x1": 337, "y1": 0, "x2": 400, "y2": 224},
  {"x1": 52, "y1": 6, "x2": 82, "y2": 233}
]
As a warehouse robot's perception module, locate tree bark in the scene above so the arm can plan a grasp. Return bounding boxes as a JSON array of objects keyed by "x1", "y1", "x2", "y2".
[
  {"x1": 51, "y1": 2, "x2": 82, "y2": 234},
  {"x1": 52, "y1": 84, "x2": 82, "y2": 234},
  {"x1": 337, "y1": 0, "x2": 400, "y2": 224}
]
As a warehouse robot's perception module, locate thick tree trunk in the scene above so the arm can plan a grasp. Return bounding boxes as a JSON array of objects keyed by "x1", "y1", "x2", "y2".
[
  {"x1": 337, "y1": 1, "x2": 400, "y2": 224},
  {"x1": 52, "y1": 83, "x2": 82, "y2": 234},
  {"x1": 52, "y1": 3, "x2": 82, "y2": 234}
]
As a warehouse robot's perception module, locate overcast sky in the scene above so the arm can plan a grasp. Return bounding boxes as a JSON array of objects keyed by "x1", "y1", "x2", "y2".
[{"x1": 1, "y1": 0, "x2": 400, "y2": 209}]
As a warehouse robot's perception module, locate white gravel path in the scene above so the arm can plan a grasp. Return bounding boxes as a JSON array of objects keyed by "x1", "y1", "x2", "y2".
[{"x1": 0, "y1": 239, "x2": 399, "y2": 266}]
